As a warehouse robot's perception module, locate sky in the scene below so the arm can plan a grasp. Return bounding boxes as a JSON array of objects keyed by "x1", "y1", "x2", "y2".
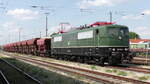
[{"x1": 0, "y1": 0, "x2": 150, "y2": 45}]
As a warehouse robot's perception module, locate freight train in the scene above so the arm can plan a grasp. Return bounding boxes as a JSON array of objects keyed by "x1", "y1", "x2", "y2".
[{"x1": 3, "y1": 22, "x2": 133, "y2": 65}]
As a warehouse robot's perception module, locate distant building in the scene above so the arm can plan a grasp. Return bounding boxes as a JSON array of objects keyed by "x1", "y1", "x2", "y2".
[{"x1": 130, "y1": 39, "x2": 150, "y2": 49}]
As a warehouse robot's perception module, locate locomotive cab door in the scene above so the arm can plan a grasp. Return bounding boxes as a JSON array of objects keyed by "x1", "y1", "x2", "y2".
[
  {"x1": 94, "y1": 29, "x2": 105, "y2": 65},
  {"x1": 95, "y1": 29, "x2": 100, "y2": 54}
]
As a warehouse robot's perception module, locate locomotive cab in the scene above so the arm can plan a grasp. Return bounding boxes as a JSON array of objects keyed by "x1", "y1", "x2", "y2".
[{"x1": 96, "y1": 25, "x2": 130, "y2": 65}]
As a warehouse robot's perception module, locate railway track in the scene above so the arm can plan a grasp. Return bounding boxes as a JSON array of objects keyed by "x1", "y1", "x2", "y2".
[
  {"x1": 0, "y1": 70, "x2": 9, "y2": 84},
  {"x1": 107, "y1": 65, "x2": 150, "y2": 74},
  {"x1": 2, "y1": 52, "x2": 150, "y2": 84},
  {"x1": 0, "y1": 58, "x2": 41, "y2": 84},
  {"x1": 132, "y1": 57, "x2": 150, "y2": 65},
  {"x1": 134, "y1": 57, "x2": 150, "y2": 62},
  {"x1": 5, "y1": 52, "x2": 150, "y2": 74},
  {"x1": 137, "y1": 56, "x2": 150, "y2": 59}
]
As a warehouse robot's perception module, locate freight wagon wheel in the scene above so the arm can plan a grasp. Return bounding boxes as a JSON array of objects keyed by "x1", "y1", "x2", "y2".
[
  {"x1": 56, "y1": 55, "x2": 60, "y2": 59},
  {"x1": 36, "y1": 52, "x2": 39, "y2": 56}
]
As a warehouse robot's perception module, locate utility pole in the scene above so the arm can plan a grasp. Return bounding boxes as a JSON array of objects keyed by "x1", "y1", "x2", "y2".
[
  {"x1": 109, "y1": 11, "x2": 112, "y2": 22},
  {"x1": 31, "y1": 5, "x2": 52, "y2": 37},
  {"x1": 18, "y1": 28, "x2": 21, "y2": 41},
  {"x1": 45, "y1": 12, "x2": 49, "y2": 37},
  {"x1": 8, "y1": 34, "x2": 10, "y2": 43},
  {"x1": 40, "y1": 31, "x2": 41, "y2": 38}
]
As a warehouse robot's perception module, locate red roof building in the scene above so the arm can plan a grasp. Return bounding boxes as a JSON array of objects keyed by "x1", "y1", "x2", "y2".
[
  {"x1": 130, "y1": 39, "x2": 150, "y2": 49},
  {"x1": 130, "y1": 39, "x2": 150, "y2": 43}
]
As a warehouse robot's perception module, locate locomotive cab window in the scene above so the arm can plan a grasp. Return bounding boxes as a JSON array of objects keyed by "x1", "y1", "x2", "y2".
[
  {"x1": 108, "y1": 28, "x2": 119, "y2": 36},
  {"x1": 120, "y1": 28, "x2": 129, "y2": 36}
]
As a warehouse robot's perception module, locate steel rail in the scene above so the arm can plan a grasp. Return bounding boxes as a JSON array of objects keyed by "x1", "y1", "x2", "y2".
[
  {"x1": 107, "y1": 66, "x2": 150, "y2": 74},
  {"x1": 0, "y1": 70, "x2": 10, "y2": 84},
  {"x1": 12, "y1": 55, "x2": 150, "y2": 84},
  {"x1": 2, "y1": 52, "x2": 150, "y2": 84},
  {"x1": 16, "y1": 56, "x2": 116, "y2": 84},
  {"x1": 0, "y1": 58, "x2": 42, "y2": 84},
  {"x1": 2, "y1": 52, "x2": 114, "y2": 84},
  {"x1": 132, "y1": 60, "x2": 150, "y2": 65}
]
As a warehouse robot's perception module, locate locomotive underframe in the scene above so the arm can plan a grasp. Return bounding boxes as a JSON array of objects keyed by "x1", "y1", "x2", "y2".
[{"x1": 51, "y1": 47, "x2": 130, "y2": 65}]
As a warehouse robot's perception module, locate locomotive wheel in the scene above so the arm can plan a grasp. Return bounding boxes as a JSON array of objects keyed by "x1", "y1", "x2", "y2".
[
  {"x1": 64, "y1": 55, "x2": 69, "y2": 61},
  {"x1": 99, "y1": 57, "x2": 104, "y2": 66},
  {"x1": 94, "y1": 57, "x2": 104, "y2": 66},
  {"x1": 108, "y1": 56, "x2": 117, "y2": 65},
  {"x1": 77, "y1": 56, "x2": 84, "y2": 63}
]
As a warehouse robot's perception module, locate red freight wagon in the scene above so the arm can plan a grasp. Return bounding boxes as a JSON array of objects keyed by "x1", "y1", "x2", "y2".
[
  {"x1": 6, "y1": 44, "x2": 10, "y2": 51},
  {"x1": 13, "y1": 42, "x2": 18, "y2": 52},
  {"x1": 21, "y1": 41, "x2": 28, "y2": 54},
  {"x1": 27, "y1": 38, "x2": 40, "y2": 55},
  {"x1": 37, "y1": 38, "x2": 51, "y2": 56},
  {"x1": 7, "y1": 43, "x2": 13, "y2": 52},
  {"x1": 4, "y1": 44, "x2": 8, "y2": 52},
  {"x1": 3, "y1": 44, "x2": 9, "y2": 51},
  {"x1": 8, "y1": 44, "x2": 12, "y2": 52},
  {"x1": 10, "y1": 43, "x2": 15, "y2": 52},
  {"x1": 16, "y1": 42, "x2": 23, "y2": 53}
]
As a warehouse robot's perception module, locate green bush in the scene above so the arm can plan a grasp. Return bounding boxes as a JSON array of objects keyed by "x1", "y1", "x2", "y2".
[
  {"x1": 91, "y1": 65, "x2": 97, "y2": 70},
  {"x1": 105, "y1": 69, "x2": 113, "y2": 73},
  {"x1": 117, "y1": 71, "x2": 127, "y2": 76},
  {"x1": 112, "y1": 69, "x2": 118, "y2": 73},
  {"x1": 138, "y1": 76, "x2": 149, "y2": 80}
]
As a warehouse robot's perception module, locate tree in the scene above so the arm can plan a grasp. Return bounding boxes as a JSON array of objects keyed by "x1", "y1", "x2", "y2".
[{"x1": 129, "y1": 32, "x2": 140, "y2": 39}]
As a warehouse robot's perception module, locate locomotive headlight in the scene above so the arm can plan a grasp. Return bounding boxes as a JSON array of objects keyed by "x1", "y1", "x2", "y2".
[
  {"x1": 125, "y1": 48, "x2": 128, "y2": 51},
  {"x1": 112, "y1": 48, "x2": 115, "y2": 51},
  {"x1": 119, "y1": 36, "x2": 122, "y2": 40}
]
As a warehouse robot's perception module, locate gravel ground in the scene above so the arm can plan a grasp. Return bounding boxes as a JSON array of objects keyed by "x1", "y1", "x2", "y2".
[
  {"x1": 0, "y1": 54, "x2": 90, "y2": 84},
  {"x1": 2, "y1": 52, "x2": 150, "y2": 83}
]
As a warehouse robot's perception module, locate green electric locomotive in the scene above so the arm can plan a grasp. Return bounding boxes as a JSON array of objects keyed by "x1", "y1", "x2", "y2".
[{"x1": 51, "y1": 22, "x2": 130, "y2": 65}]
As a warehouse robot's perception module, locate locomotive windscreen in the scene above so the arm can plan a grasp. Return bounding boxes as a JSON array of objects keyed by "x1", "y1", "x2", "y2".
[{"x1": 108, "y1": 27, "x2": 129, "y2": 37}]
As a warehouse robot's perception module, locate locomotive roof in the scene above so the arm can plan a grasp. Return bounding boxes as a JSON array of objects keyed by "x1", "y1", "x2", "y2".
[{"x1": 51, "y1": 24, "x2": 128, "y2": 37}]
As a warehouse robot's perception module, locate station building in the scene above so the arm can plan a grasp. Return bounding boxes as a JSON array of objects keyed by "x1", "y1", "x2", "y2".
[{"x1": 130, "y1": 39, "x2": 150, "y2": 49}]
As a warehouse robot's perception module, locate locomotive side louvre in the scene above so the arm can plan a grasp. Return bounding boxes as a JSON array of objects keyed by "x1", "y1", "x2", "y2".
[{"x1": 51, "y1": 25, "x2": 130, "y2": 65}]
